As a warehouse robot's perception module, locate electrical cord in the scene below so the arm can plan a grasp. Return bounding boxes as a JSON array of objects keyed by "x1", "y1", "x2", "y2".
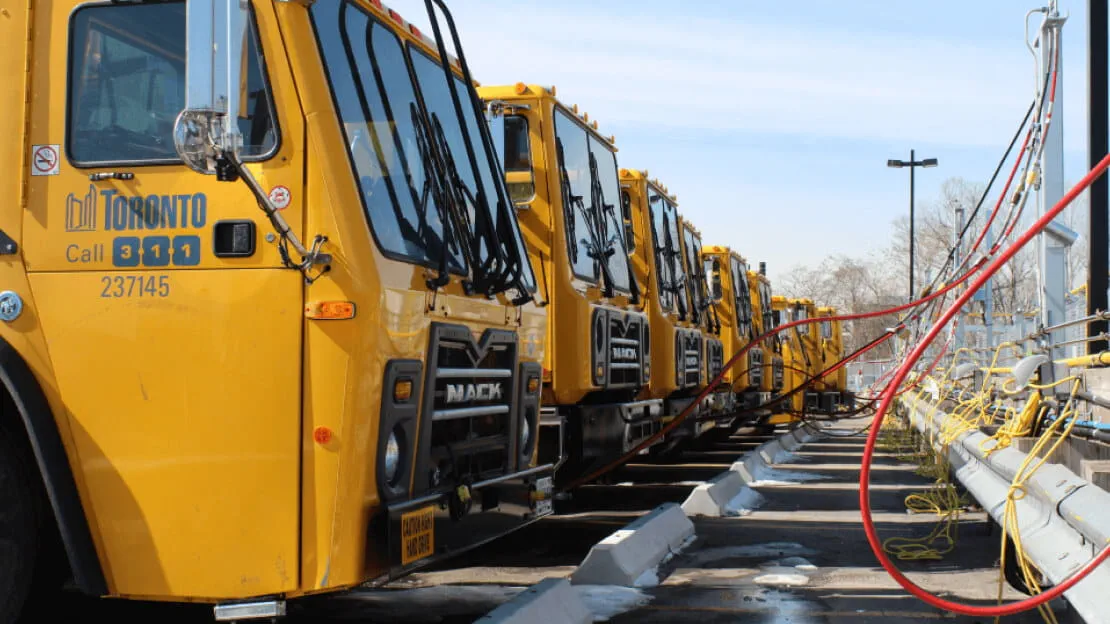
[{"x1": 859, "y1": 151, "x2": 1110, "y2": 617}]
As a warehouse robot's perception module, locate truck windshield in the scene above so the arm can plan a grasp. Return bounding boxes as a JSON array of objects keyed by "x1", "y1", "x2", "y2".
[
  {"x1": 648, "y1": 193, "x2": 686, "y2": 316},
  {"x1": 761, "y1": 282, "x2": 775, "y2": 332},
  {"x1": 731, "y1": 257, "x2": 753, "y2": 334},
  {"x1": 311, "y1": 1, "x2": 534, "y2": 293},
  {"x1": 681, "y1": 225, "x2": 705, "y2": 323},
  {"x1": 553, "y1": 109, "x2": 630, "y2": 293}
]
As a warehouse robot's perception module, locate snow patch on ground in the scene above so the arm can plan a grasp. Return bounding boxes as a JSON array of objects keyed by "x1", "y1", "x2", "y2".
[
  {"x1": 747, "y1": 464, "x2": 829, "y2": 486},
  {"x1": 774, "y1": 556, "x2": 818, "y2": 571},
  {"x1": 753, "y1": 572, "x2": 810, "y2": 587},
  {"x1": 723, "y1": 486, "x2": 766, "y2": 516},
  {"x1": 575, "y1": 585, "x2": 652, "y2": 621}
]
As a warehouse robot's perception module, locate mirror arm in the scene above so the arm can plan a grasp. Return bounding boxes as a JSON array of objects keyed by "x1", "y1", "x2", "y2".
[{"x1": 228, "y1": 156, "x2": 330, "y2": 266}]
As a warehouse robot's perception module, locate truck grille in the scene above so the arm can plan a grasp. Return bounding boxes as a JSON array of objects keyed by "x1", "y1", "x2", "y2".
[
  {"x1": 414, "y1": 323, "x2": 518, "y2": 495},
  {"x1": 591, "y1": 307, "x2": 647, "y2": 389},
  {"x1": 748, "y1": 347, "x2": 764, "y2": 388},
  {"x1": 706, "y1": 338, "x2": 724, "y2": 380},
  {"x1": 675, "y1": 329, "x2": 703, "y2": 388}
]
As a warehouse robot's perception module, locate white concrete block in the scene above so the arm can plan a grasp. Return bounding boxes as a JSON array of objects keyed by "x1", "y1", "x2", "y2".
[
  {"x1": 758, "y1": 439, "x2": 784, "y2": 464},
  {"x1": 731, "y1": 448, "x2": 767, "y2": 483},
  {"x1": 476, "y1": 578, "x2": 592, "y2": 624},
  {"x1": 682, "y1": 470, "x2": 745, "y2": 516},
  {"x1": 791, "y1": 428, "x2": 810, "y2": 445},
  {"x1": 570, "y1": 503, "x2": 695, "y2": 587},
  {"x1": 781, "y1": 433, "x2": 804, "y2": 452}
]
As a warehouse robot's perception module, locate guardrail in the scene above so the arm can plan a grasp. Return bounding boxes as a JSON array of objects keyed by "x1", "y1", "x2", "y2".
[{"x1": 901, "y1": 398, "x2": 1110, "y2": 623}]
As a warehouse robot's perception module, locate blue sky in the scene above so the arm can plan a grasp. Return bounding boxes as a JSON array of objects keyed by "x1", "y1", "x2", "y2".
[{"x1": 386, "y1": 0, "x2": 1094, "y2": 285}]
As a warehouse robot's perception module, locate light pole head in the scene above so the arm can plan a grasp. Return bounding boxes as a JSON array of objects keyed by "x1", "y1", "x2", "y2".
[
  {"x1": 887, "y1": 159, "x2": 905, "y2": 168},
  {"x1": 922, "y1": 158, "x2": 939, "y2": 168}
]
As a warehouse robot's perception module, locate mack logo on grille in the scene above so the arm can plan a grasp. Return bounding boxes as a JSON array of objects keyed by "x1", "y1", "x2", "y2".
[
  {"x1": 445, "y1": 382, "x2": 504, "y2": 404},
  {"x1": 612, "y1": 347, "x2": 638, "y2": 361}
]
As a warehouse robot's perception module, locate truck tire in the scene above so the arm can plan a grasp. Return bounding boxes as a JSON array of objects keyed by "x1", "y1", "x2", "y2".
[{"x1": 0, "y1": 432, "x2": 37, "y2": 624}]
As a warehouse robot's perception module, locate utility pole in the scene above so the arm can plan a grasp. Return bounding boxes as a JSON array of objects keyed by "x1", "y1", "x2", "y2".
[
  {"x1": 1036, "y1": 4, "x2": 1077, "y2": 383},
  {"x1": 1089, "y1": 0, "x2": 1109, "y2": 354}
]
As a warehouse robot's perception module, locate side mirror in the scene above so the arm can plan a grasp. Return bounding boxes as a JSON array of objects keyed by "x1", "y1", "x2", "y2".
[
  {"x1": 174, "y1": 0, "x2": 249, "y2": 176},
  {"x1": 485, "y1": 109, "x2": 535, "y2": 209},
  {"x1": 705, "y1": 258, "x2": 723, "y2": 302}
]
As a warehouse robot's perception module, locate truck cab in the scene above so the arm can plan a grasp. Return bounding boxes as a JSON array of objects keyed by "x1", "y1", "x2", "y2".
[
  {"x1": 1, "y1": 1, "x2": 549, "y2": 619},
  {"x1": 792, "y1": 299, "x2": 823, "y2": 413},
  {"x1": 704, "y1": 246, "x2": 762, "y2": 426},
  {"x1": 750, "y1": 269, "x2": 784, "y2": 407},
  {"x1": 816, "y1": 306, "x2": 848, "y2": 411},
  {"x1": 676, "y1": 218, "x2": 732, "y2": 437},
  {"x1": 618, "y1": 170, "x2": 713, "y2": 451},
  {"x1": 771, "y1": 295, "x2": 807, "y2": 419},
  {"x1": 478, "y1": 84, "x2": 656, "y2": 485}
]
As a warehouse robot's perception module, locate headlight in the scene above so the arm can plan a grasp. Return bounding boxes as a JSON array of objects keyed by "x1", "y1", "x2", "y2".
[
  {"x1": 520, "y1": 417, "x2": 531, "y2": 450},
  {"x1": 384, "y1": 430, "x2": 401, "y2": 485}
]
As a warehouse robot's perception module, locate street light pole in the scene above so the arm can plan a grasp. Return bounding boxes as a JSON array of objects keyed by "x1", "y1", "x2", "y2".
[
  {"x1": 910, "y1": 148, "x2": 915, "y2": 301},
  {"x1": 887, "y1": 151, "x2": 938, "y2": 302}
]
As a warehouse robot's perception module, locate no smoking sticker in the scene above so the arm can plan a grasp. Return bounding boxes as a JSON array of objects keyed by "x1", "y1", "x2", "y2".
[
  {"x1": 31, "y1": 145, "x2": 60, "y2": 176},
  {"x1": 268, "y1": 185, "x2": 291, "y2": 211}
]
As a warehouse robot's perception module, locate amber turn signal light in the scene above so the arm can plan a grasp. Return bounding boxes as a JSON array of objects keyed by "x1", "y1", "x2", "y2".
[
  {"x1": 305, "y1": 301, "x2": 356, "y2": 320},
  {"x1": 394, "y1": 379, "x2": 413, "y2": 402}
]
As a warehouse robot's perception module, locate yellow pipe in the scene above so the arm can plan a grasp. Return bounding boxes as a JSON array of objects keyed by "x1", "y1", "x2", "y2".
[{"x1": 1057, "y1": 352, "x2": 1110, "y2": 368}]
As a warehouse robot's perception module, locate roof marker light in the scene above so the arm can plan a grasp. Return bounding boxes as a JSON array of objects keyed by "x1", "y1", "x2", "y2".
[
  {"x1": 514, "y1": 82, "x2": 528, "y2": 95},
  {"x1": 388, "y1": 9, "x2": 404, "y2": 26}
]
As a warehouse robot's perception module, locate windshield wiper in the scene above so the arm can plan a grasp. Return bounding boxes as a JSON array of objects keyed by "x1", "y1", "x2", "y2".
[
  {"x1": 588, "y1": 151, "x2": 640, "y2": 305},
  {"x1": 556, "y1": 139, "x2": 615, "y2": 297},
  {"x1": 421, "y1": 0, "x2": 533, "y2": 305},
  {"x1": 660, "y1": 209, "x2": 688, "y2": 321},
  {"x1": 410, "y1": 105, "x2": 468, "y2": 292}
]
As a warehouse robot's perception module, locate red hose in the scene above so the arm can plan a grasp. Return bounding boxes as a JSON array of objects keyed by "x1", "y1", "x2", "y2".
[{"x1": 858, "y1": 152, "x2": 1110, "y2": 616}]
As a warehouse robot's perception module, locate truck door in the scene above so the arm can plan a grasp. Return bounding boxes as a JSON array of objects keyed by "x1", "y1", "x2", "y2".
[{"x1": 22, "y1": 2, "x2": 304, "y2": 599}]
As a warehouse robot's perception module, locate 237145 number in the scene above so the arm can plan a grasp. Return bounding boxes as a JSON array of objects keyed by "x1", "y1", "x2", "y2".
[{"x1": 100, "y1": 275, "x2": 170, "y2": 298}]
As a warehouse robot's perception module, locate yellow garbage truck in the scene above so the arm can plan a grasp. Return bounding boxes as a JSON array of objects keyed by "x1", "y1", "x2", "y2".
[{"x1": 0, "y1": 1, "x2": 550, "y2": 620}]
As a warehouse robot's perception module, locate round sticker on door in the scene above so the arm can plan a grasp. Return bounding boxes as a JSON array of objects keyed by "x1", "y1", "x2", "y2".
[{"x1": 268, "y1": 185, "x2": 291, "y2": 211}]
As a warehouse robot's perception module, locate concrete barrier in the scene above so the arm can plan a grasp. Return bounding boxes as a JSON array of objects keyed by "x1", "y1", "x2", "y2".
[
  {"x1": 791, "y1": 428, "x2": 811, "y2": 445},
  {"x1": 570, "y1": 503, "x2": 695, "y2": 586},
  {"x1": 757, "y1": 439, "x2": 784, "y2": 464},
  {"x1": 780, "y1": 433, "x2": 804, "y2": 452},
  {"x1": 682, "y1": 470, "x2": 744, "y2": 516},
  {"x1": 682, "y1": 469, "x2": 763, "y2": 517},
  {"x1": 475, "y1": 578, "x2": 591, "y2": 624}
]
